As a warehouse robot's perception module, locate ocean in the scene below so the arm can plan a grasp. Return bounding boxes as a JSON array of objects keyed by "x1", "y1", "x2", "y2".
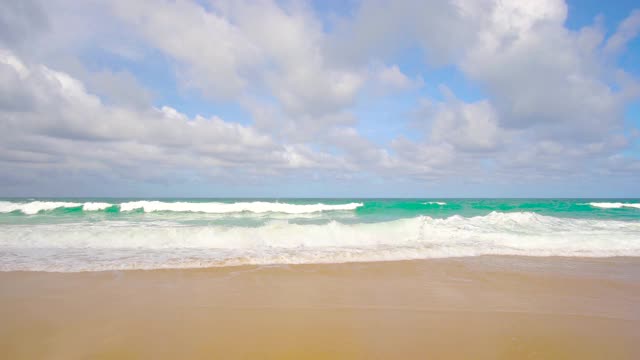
[{"x1": 1, "y1": 198, "x2": 639, "y2": 272}]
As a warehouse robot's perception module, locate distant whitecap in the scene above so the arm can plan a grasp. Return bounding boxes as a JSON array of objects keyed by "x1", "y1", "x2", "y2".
[{"x1": 587, "y1": 202, "x2": 640, "y2": 209}]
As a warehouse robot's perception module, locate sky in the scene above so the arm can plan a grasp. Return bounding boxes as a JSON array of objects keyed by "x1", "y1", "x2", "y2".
[{"x1": 1, "y1": 0, "x2": 639, "y2": 198}]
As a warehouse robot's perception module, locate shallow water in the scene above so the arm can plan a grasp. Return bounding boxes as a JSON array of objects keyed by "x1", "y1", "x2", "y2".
[{"x1": 1, "y1": 198, "x2": 639, "y2": 271}]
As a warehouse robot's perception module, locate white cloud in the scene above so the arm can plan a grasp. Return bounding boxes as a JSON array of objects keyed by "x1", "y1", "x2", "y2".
[
  {"x1": 223, "y1": 0, "x2": 366, "y2": 117},
  {"x1": 0, "y1": 50, "x2": 348, "y2": 187},
  {"x1": 83, "y1": 69, "x2": 153, "y2": 109},
  {"x1": 0, "y1": 0, "x2": 639, "y2": 194},
  {"x1": 0, "y1": 0, "x2": 48, "y2": 49},
  {"x1": 333, "y1": 0, "x2": 638, "y2": 141},
  {"x1": 427, "y1": 92, "x2": 504, "y2": 152},
  {"x1": 375, "y1": 64, "x2": 423, "y2": 91},
  {"x1": 110, "y1": 0, "x2": 261, "y2": 99},
  {"x1": 457, "y1": 0, "x2": 631, "y2": 143},
  {"x1": 107, "y1": 0, "x2": 366, "y2": 119},
  {"x1": 604, "y1": 9, "x2": 640, "y2": 55},
  {"x1": 333, "y1": 0, "x2": 639, "y2": 182}
]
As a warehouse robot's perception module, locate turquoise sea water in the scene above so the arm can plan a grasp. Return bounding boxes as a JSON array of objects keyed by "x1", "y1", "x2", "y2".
[
  {"x1": 2, "y1": 198, "x2": 640, "y2": 223},
  {"x1": 1, "y1": 198, "x2": 639, "y2": 271}
]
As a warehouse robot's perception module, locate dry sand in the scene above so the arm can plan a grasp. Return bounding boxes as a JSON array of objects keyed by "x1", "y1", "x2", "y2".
[{"x1": 1, "y1": 256, "x2": 639, "y2": 359}]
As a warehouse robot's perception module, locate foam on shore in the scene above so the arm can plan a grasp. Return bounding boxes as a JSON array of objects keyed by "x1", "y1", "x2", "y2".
[{"x1": 2, "y1": 211, "x2": 639, "y2": 271}]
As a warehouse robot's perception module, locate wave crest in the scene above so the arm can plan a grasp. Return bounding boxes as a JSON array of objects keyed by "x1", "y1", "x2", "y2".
[
  {"x1": 118, "y1": 201, "x2": 363, "y2": 214},
  {"x1": 0, "y1": 201, "x2": 83, "y2": 215},
  {"x1": 0, "y1": 200, "x2": 363, "y2": 215},
  {"x1": 587, "y1": 202, "x2": 640, "y2": 209}
]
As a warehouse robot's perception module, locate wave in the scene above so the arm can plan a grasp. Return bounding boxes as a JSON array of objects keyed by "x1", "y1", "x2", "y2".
[
  {"x1": 423, "y1": 201, "x2": 446, "y2": 205},
  {"x1": 1, "y1": 211, "x2": 639, "y2": 272},
  {"x1": 118, "y1": 201, "x2": 363, "y2": 214},
  {"x1": 0, "y1": 201, "x2": 83, "y2": 215},
  {"x1": 0, "y1": 200, "x2": 363, "y2": 215},
  {"x1": 0, "y1": 201, "x2": 114, "y2": 214},
  {"x1": 79, "y1": 202, "x2": 113, "y2": 211},
  {"x1": 587, "y1": 202, "x2": 640, "y2": 209}
]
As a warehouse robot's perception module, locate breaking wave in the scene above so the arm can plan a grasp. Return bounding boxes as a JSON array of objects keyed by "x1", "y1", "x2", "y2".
[
  {"x1": 0, "y1": 201, "x2": 114, "y2": 215},
  {"x1": 587, "y1": 202, "x2": 640, "y2": 209},
  {"x1": 1, "y1": 211, "x2": 639, "y2": 272},
  {"x1": 0, "y1": 200, "x2": 363, "y2": 215},
  {"x1": 117, "y1": 201, "x2": 363, "y2": 213}
]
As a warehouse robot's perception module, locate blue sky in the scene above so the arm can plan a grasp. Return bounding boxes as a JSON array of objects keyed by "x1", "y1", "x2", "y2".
[{"x1": 1, "y1": 0, "x2": 639, "y2": 197}]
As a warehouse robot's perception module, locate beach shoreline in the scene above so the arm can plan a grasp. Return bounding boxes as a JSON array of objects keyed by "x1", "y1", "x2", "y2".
[{"x1": 1, "y1": 256, "x2": 639, "y2": 359}]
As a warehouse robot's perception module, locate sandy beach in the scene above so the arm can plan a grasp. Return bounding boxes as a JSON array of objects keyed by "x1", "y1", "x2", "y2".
[{"x1": 1, "y1": 256, "x2": 639, "y2": 359}]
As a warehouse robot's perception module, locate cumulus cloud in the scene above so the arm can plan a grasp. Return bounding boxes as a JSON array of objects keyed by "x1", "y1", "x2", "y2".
[
  {"x1": 0, "y1": 50, "x2": 345, "y2": 188},
  {"x1": 325, "y1": 0, "x2": 482, "y2": 67},
  {"x1": 424, "y1": 89, "x2": 505, "y2": 152},
  {"x1": 458, "y1": 0, "x2": 632, "y2": 143},
  {"x1": 222, "y1": 0, "x2": 364, "y2": 116},
  {"x1": 109, "y1": 0, "x2": 261, "y2": 99},
  {"x1": 108, "y1": 0, "x2": 366, "y2": 118},
  {"x1": 373, "y1": 64, "x2": 423, "y2": 92},
  {"x1": 0, "y1": 0, "x2": 639, "y2": 195},
  {"x1": 83, "y1": 69, "x2": 153, "y2": 109},
  {"x1": 329, "y1": 0, "x2": 640, "y2": 179},
  {"x1": 0, "y1": 0, "x2": 48, "y2": 49}
]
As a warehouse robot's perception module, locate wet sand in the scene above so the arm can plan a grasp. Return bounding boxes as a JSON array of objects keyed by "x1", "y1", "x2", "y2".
[{"x1": 1, "y1": 256, "x2": 639, "y2": 359}]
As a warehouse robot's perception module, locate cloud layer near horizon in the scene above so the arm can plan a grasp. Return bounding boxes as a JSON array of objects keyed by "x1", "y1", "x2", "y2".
[{"x1": 1, "y1": 0, "x2": 639, "y2": 196}]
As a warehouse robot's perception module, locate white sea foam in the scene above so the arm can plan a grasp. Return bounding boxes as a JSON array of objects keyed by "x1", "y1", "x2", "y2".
[
  {"x1": 423, "y1": 201, "x2": 446, "y2": 205},
  {"x1": 1, "y1": 212, "x2": 639, "y2": 272},
  {"x1": 587, "y1": 202, "x2": 640, "y2": 209},
  {"x1": 118, "y1": 201, "x2": 364, "y2": 214},
  {"x1": 0, "y1": 201, "x2": 83, "y2": 215},
  {"x1": 81, "y1": 202, "x2": 113, "y2": 211},
  {"x1": 0, "y1": 200, "x2": 362, "y2": 214}
]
